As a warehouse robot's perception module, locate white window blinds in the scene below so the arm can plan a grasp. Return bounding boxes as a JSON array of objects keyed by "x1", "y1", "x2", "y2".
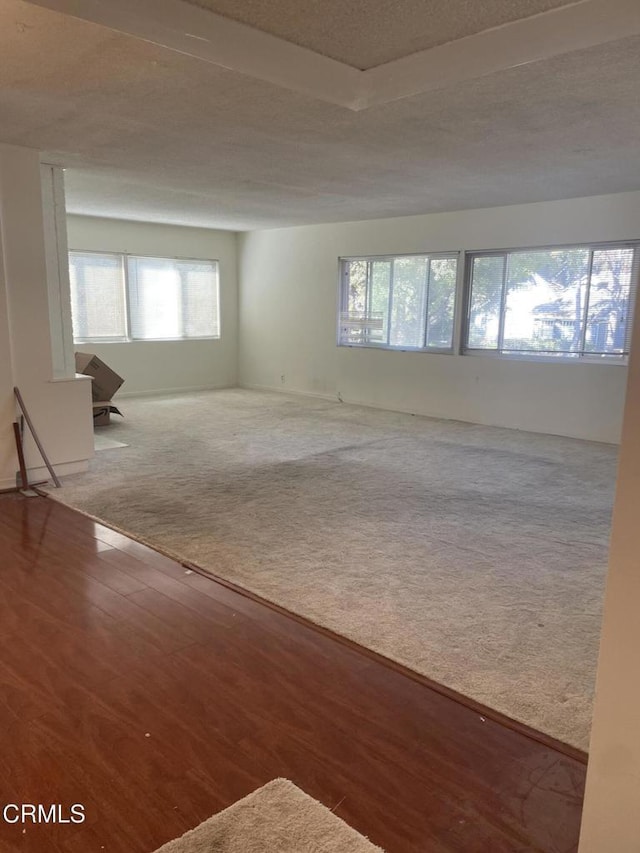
[
  {"x1": 127, "y1": 257, "x2": 219, "y2": 341},
  {"x1": 69, "y1": 253, "x2": 127, "y2": 341},
  {"x1": 69, "y1": 252, "x2": 220, "y2": 343}
]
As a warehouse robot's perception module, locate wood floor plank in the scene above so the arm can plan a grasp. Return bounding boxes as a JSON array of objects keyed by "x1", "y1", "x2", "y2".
[
  {"x1": 156, "y1": 638, "x2": 580, "y2": 850},
  {"x1": 0, "y1": 493, "x2": 585, "y2": 852}
]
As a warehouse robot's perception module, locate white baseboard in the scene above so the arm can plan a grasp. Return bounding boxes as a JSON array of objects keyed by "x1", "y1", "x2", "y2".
[
  {"x1": 1, "y1": 459, "x2": 90, "y2": 491},
  {"x1": 239, "y1": 381, "x2": 500, "y2": 427},
  {"x1": 238, "y1": 383, "x2": 338, "y2": 403},
  {"x1": 238, "y1": 382, "x2": 619, "y2": 444},
  {"x1": 24, "y1": 459, "x2": 89, "y2": 485},
  {"x1": 117, "y1": 382, "x2": 235, "y2": 399},
  {"x1": 239, "y1": 381, "x2": 493, "y2": 426}
]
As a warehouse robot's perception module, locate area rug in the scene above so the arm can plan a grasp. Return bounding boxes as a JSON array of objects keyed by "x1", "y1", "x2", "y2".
[
  {"x1": 51, "y1": 389, "x2": 617, "y2": 749},
  {"x1": 152, "y1": 779, "x2": 383, "y2": 852}
]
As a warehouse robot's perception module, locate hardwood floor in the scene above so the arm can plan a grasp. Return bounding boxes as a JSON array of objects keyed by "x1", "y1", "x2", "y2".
[{"x1": 0, "y1": 493, "x2": 585, "y2": 852}]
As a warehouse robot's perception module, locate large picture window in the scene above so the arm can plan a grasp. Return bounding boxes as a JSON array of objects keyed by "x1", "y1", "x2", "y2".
[
  {"x1": 69, "y1": 252, "x2": 220, "y2": 343},
  {"x1": 465, "y1": 244, "x2": 638, "y2": 358},
  {"x1": 339, "y1": 254, "x2": 458, "y2": 351}
]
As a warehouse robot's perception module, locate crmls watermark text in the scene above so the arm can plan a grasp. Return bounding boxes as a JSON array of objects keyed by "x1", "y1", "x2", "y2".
[{"x1": 2, "y1": 804, "x2": 85, "y2": 824}]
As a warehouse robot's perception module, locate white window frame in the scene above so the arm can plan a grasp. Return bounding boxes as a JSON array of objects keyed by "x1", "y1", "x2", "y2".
[
  {"x1": 462, "y1": 241, "x2": 640, "y2": 363},
  {"x1": 338, "y1": 252, "x2": 460, "y2": 353},
  {"x1": 69, "y1": 250, "x2": 221, "y2": 344}
]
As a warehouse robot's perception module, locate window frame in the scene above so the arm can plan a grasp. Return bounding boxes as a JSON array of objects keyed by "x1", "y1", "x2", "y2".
[
  {"x1": 462, "y1": 240, "x2": 640, "y2": 363},
  {"x1": 69, "y1": 249, "x2": 221, "y2": 344},
  {"x1": 337, "y1": 251, "x2": 461, "y2": 354}
]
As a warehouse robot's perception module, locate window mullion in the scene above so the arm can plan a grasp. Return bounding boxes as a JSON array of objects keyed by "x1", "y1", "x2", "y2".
[
  {"x1": 77, "y1": 257, "x2": 89, "y2": 339},
  {"x1": 179, "y1": 265, "x2": 188, "y2": 339},
  {"x1": 338, "y1": 261, "x2": 348, "y2": 344},
  {"x1": 423, "y1": 259, "x2": 431, "y2": 349},
  {"x1": 461, "y1": 252, "x2": 476, "y2": 354},
  {"x1": 578, "y1": 250, "x2": 595, "y2": 356},
  {"x1": 452, "y1": 250, "x2": 465, "y2": 354},
  {"x1": 366, "y1": 261, "x2": 372, "y2": 345},
  {"x1": 387, "y1": 259, "x2": 395, "y2": 346},
  {"x1": 497, "y1": 254, "x2": 508, "y2": 352},
  {"x1": 123, "y1": 255, "x2": 132, "y2": 341}
]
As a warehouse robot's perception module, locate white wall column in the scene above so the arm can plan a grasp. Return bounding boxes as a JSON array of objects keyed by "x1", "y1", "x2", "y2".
[
  {"x1": 578, "y1": 268, "x2": 640, "y2": 849},
  {"x1": 41, "y1": 163, "x2": 75, "y2": 380},
  {"x1": 0, "y1": 143, "x2": 93, "y2": 489}
]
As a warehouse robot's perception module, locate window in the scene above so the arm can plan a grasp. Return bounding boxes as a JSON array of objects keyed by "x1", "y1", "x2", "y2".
[
  {"x1": 465, "y1": 244, "x2": 638, "y2": 358},
  {"x1": 69, "y1": 252, "x2": 220, "y2": 343},
  {"x1": 339, "y1": 254, "x2": 458, "y2": 350},
  {"x1": 69, "y1": 253, "x2": 127, "y2": 341}
]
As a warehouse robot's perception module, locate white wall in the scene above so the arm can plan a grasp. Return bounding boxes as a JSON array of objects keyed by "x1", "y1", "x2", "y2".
[
  {"x1": 67, "y1": 216, "x2": 238, "y2": 396},
  {"x1": 239, "y1": 191, "x2": 640, "y2": 443},
  {"x1": 579, "y1": 256, "x2": 640, "y2": 851},
  {"x1": 0, "y1": 146, "x2": 93, "y2": 491}
]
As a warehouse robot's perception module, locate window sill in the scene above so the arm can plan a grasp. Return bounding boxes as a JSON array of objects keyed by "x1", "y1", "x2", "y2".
[
  {"x1": 74, "y1": 337, "x2": 221, "y2": 345},
  {"x1": 338, "y1": 343, "x2": 454, "y2": 354},
  {"x1": 463, "y1": 350, "x2": 628, "y2": 365},
  {"x1": 47, "y1": 374, "x2": 93, "y2": 383}
]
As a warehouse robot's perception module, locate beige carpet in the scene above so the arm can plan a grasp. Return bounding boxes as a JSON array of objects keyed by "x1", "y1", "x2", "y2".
[
  {"x1": 53, "y1": 389, "x2": 616, "y2": 749},
  {"x1": 152, "y1": 779, "x2": 383, "y2": 852}
]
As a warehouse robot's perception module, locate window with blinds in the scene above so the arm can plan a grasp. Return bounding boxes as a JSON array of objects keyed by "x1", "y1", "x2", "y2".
[
  {"x1": 69, "y1": 253, "x2": 127, "y2": 341},
  {"x1": 339, "y1": 254, "x2": 458, "y2": 351},
  {"x1": 69, "y1": 252, "x2": 220, "y2": 343},
  {"x1": 465, "y1": 244, "x2": 639, "y2": 358}
]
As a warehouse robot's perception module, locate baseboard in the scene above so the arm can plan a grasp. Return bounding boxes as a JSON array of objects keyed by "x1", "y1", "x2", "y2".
[
  {"x1": 240, "y1": 380, "x2": 496, "y2": 423},
  {"x1": 238, "y1": 383, "x2": 338, "y2": 403},
  {"x1": 238, "y1": 382, "x2": 618, "y2": 444},
  {"x1": 239, "y1": 382, "x2": 456, "y2": 417},
  {"x1": 24, "y1": 459, "x2": 89, "y2": 485},
  {"x1": 2, "y1": 459, "x2": 90, "y2": 491},
  {"x1": 117, "y1": 382, "x2": 235, "y2": 399}
]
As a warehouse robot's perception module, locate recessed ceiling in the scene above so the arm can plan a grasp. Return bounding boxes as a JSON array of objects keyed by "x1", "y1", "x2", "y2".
[
  {"x1": 184, "y1": 0, "x2": 576, "y2": 69},
  {"x1": 2, "y1": 0, "x2": 640, "y2": 231}
]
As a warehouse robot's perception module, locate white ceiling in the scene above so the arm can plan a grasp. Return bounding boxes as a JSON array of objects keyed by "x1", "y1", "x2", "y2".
[
  {"x1": 1, "y1": 0, "x2": 640, "y2": 231},
  {"x1": 184, "y1": 0, "x2": 575, "y2": 69}
]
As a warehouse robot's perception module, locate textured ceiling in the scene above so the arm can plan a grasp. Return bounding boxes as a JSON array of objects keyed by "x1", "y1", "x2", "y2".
[
  {"x1": 1, "y1": 0, "x2": 640, "y2": 230},
  {"x1": 184, "y1": 0, "x2": 576, "y2": 69}
]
